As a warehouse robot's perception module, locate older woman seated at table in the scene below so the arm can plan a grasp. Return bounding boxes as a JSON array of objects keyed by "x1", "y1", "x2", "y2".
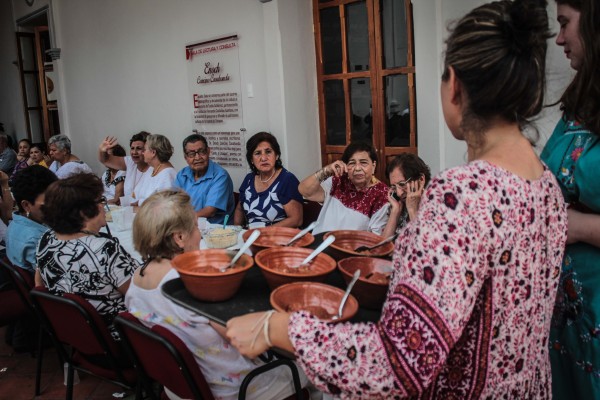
[
  {"x1": 299, "y1": 141, "x2": 389, "y2": 235},
  {"x1": 126, "y1": 190, "x2": 312, "y2": 400},
  {"x1": 234, "y1": 132, "x2": 303, "y2": 228},
  {"x1": 48, "y1": 134, "x2": 93, "y2": 179},
  {"x1": 381, "y1": 153, "x2": 431, "y2": 238},
  {"x1": 132, "y1": 134, "x2": 176, "y2": 206},
  {"x1": 35, "y1": 173, "x2": 138, "y2": 333},
  {"x1": 6, "y1": 165, "x2": 57, "y2": 272}
]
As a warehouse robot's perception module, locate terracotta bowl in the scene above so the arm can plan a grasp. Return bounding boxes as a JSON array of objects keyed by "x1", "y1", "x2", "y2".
[
  {"x1": 270, "y1": 282, "x2": 358, "y2": 323},
  {"x1": 242, "y1": 227, "x2": 315, "y2": 255},
  {"x1": 323, "y1": 230, "x2": 394, "y2": 261},
  {"x1": 171, "y1": 249, "x2": 253, "y2": 302},
  {"x1": 254, "y1": 247, "x2": 336, "y2": 291},
  {"x1": 338, "y1": 257, "x2": 393, "y2": 310}
]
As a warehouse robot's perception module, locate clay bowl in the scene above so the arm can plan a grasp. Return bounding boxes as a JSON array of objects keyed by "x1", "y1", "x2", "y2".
[
  {"x1": 171, "y1": 249, "x2": 253, "y2": 302},
  {"x1": 254, "y1": 247, "x2": 336, "y2": 291},
  {"x1": 270, "y1": 281, "x2": 358, "y2": 323},
  {"x1": 323, "y1": 230, "x2": 394, "y2": 261},
  {"x1": 242, "y1": 227, "x2": 315, "y2": 255},
  {"x1": 338, "y1": 257, "x2": 393, "y2": 310}
]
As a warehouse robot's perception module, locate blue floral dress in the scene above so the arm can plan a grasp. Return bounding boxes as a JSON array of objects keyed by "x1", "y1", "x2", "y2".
[
  {"x1": 238, "y1": 168, "x2": 302, "y2": 227},
  {"x1": 541, "y1": 117, "x2": 600, "y2": 399}
]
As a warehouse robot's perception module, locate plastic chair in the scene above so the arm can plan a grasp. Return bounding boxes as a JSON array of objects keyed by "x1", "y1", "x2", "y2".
[
  {"x1": 115, "y1": 312, "x2": 306, "y2": 400},
  {"x1": 0, "y1": 259, "x2": 48, "y2": 396},
  {"x1": 30, "y1": 287, "x2": 140, "y2": 400}
]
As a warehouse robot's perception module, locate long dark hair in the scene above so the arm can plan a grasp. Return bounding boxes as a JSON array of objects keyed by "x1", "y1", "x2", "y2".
[{"x1": 556, "y1": 0, "x2": 600, "y2": 135}]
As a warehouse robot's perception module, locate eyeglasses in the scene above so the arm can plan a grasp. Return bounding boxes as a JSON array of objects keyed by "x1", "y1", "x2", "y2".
[
  {"x1": 390, "y1": 177, "x2": 412, "y2": 190},
  {"x1": 185, "y1": 148, "x2": 208, "y2": 158}
]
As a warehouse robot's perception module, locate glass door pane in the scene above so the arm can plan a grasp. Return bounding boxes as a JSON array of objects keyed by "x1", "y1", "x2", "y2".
[
  {"x1": 346, "y1": 1, "x2": 370, "y2": 72},
  {"x1": 324, "y1": 80, "x2": 346, "y2": 145},
  {"x1": 384, "y1": 74, "x2": 410, "y2": 146},
  {"x1": 320, "y1": 7, "x2": 343, "y2": 75},
  {"x1": 350, "y1": 78, "x2": 372, "y2": 144},
  {"x1": 381, "y1": 0, "x2": 409, "y2": 68}
]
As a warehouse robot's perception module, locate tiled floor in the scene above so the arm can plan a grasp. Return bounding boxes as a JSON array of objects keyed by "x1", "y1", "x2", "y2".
[{"x1": 0, "y1": 326, "x2": 135, "y2": 400}]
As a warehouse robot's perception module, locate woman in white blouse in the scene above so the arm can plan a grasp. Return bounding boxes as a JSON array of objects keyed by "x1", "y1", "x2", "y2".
[{"x1": 132, "y1": 134, "x2": 177, "y2": 206}]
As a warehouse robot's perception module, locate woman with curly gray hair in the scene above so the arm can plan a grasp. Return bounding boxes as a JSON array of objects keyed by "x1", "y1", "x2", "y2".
[{"x1": 48, "y1": 134, "x2": 92, "y2": 179}]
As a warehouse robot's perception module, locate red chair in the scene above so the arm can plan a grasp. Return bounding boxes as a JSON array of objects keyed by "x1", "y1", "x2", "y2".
[
  {"x1": 0, "y1": 259, "x2": 48, "y2": 396},
  {"x1": 115, "y1": 312, "x2": 306, "y2": 400},
  {"x1": 301, "y1": 200, "x2": 322, "y2": 229},
  {"x1": 30, "y1": 287, "x2": 139, "y2": 400}
]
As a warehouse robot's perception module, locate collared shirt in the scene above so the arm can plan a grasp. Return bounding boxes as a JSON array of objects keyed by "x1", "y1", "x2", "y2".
[
  {"x1": 175, "y1": 159, "x2": 234, "y2": 225},
  {"x1": 6, "y1": 213, "x2": 49, "y2": 272}
]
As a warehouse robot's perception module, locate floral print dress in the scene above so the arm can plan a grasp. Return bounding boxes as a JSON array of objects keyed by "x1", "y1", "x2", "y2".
[
  {"x1": 541, "y1": 117, "x2": 600, "y2": 400},
  {"x1": 288, "y1": 160, "x2": 567, "y2": 399}
]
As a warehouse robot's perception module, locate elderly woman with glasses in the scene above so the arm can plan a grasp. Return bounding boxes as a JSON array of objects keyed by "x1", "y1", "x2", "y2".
[
  {"x1": 48, "y1": 134, "x2": 93, "y2": 179},
  {"x1": 381, "y1": 153, "x2": 431, "y2": 238},
  {"x1": 299, "y1": 141, "x2": 390, "y2": 235},
  {"x1": 35, "y1": 173, "x2": 138, "y2": 333}
]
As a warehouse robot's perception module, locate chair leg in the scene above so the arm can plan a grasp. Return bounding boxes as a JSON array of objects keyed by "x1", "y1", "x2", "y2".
[
  {"x1": 66, "y1": 363, "x2": 74, "y2": 400},
  {"x1": 35, "y1": 328, "x2": 44, "y2": 396}
]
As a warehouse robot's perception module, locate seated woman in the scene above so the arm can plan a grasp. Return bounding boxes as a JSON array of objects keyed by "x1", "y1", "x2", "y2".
[
  {"x1": 29, "y1": 142, "x2": 49, "y2": 168},
  {"x1": 6, "y1": 165, "x2": 57, "y2": 272},
  {"x1": 127, "y1": 190, "x2": 312, "y2": 400},
  {"x1": 101, "y1": 144, "x2": 126, "y2": 205},
  {"x1": 48, "y1": 134, "x2": 93, "y2": 179},
  {"x1": 9, "y1": 138, "x2": 31, "y2": 184},
  {"x1": 299, "y1": 142, "x2": 389, "y2": 235},
  {"x1": 234, "y1": 132, "x2": 303, "y2": 228},
  {"x1": 132, "y1": 134, "x2": 176, "y2": 206},
  {"x1": 98, "y1": 131, "x2": 152, "y2": 201},
  {"x1": 381, "y1": 153, "x2": 431, "y2": 238},
  {"x1": 35, "y1": 173, "x2": 138, "y2": 332}
]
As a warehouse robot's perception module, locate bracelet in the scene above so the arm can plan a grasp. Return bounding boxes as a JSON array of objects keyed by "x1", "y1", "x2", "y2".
[
  {"x1": 314, "y1": 167, "x2": 331, "y2": 183},
  {"x1": 263, "y1": 310, "x2": 274, "y2": 347},
  {"x1": 250, "y1": 310, "x2": 275, "y2": 349}
]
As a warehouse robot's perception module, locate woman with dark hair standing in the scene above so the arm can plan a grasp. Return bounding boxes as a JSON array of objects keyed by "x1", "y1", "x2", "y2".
[
  {"x1": 299, "y1": 141, "x2": 389, "y2": 235},
  {"x1": 35, "y1": 173, "x2": 138, "y2": 332},
  {"x1": 227, "y1": 1, "x2": 567, "y2": 398},
  {"x1": 540, "y1": 0, "x2": 600, "y2": 397},
  {"x1": 234, "y1": 132, "x2": 303, "y2": 228}
]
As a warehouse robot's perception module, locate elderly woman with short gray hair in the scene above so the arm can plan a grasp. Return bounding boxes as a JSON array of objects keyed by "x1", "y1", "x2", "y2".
[
  {"x1": 131, "y1": 134, "x2": 177, "y2": 206},
  {"x1": 48, "y1": 134, "x2": 92, "y2": 179}
]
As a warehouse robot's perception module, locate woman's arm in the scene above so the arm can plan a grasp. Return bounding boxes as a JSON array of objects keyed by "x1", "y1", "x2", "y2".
[
  {"x1": 566, "y1": 208, "x2": 600, "y2": 247},
  {"x1": 98, "y1": 136, "x2": 127, "y2": 171},
  {"x1": 233, "y1": 201, "x2": 246, "y2": 226},
  {"x1": 0, "y1": 171, "x2": 13, "y2": 225},
  {"x1": 273, "y1": 199, "x2": 303, "y2": 228},
  {"x1": 226, "y1": 311, "x2": 294, "y2": 358},
  {"x1": 34, "y1": 269, "x2": 44, "y2": 287},
  {"x1": 299, "y1": 161, "x2": 346, "y2": 202},
  {"x1": 109, "y1": 180, "x2": 125, "y2": 205},
  {"x1": 405, "y1": 180, "x2": 424, "y2": 222}
]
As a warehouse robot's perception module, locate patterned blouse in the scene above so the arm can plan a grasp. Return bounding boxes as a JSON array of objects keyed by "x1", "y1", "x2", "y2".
[
  {"x1": 37, "y1": 231, "x2": 138, "y2": 326},
  {"x1": 289, "y1": 161, "x2": 567, "y2": 399}
]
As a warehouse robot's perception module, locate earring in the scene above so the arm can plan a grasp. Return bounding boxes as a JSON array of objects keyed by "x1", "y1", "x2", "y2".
[{"x1": 26, "y1": 212, "x2": 30, "y2": 218}]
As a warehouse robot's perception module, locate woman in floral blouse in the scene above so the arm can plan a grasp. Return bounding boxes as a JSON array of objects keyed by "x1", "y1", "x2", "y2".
[{"x1": 226, "y1": 1, "x2": 568, "y2": 398}]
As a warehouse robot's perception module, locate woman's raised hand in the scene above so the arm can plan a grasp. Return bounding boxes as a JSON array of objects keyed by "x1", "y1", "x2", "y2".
[
  {"x1": 406, "y1": 179, "x2": 424, "y2": 221},
  {"x1": 327, "y1": 160, "x2": 347, "y2": 177},
  {"x1": 99, "y1": 136, "x2": 119, "y2": 153}
]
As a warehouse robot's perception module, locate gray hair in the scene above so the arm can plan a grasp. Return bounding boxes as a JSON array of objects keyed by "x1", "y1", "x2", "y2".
[{"x1": 48, "y1": 134, "x2": 72, "y2": 152}]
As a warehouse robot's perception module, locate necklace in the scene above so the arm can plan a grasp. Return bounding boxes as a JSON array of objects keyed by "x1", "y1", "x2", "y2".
[
  {"x1": 151, "y1": 163, "x2": 164, "y2": 177},
  {"x1": 259, "y1": 169, "x2": 276, "y2": 183}
]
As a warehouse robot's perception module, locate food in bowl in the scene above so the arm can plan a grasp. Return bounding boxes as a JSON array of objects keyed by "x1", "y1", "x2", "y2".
[
  {"x1": 270, "y1": 282, "x2": 358, "y2": 323},
  {"x1": 171, "y1": 249, "x2": 253, "y2": 302},
  {"x1": 242, "y1": 227, "x2": 314, "y2": 254},
  {"x1": 337, "y1": 257, "x2": 393, "y2": 310},
  {"x1": 323, "y1": 230, "x2": 394, "y2": 260},
  {"x1": 204, "y1": 227, "x2": 240, "y2": 249},
  {"x1": 255, "y1": 247, "x2": 336, "y2": 290}
]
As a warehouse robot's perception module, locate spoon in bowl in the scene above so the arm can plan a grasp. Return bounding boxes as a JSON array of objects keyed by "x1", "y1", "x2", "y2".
[
  {"x1": 220, "y1": 230, "x2": 260, "y2": 272},
  {"x1": 222, "y1": 214, "x2": 230, "y2": 229},
  {"x1": 354, "y1": 234, "x2": 397, "y2": 253},
  {"x1": 332, "y1": 269, "x2": 360, "y2": 321},
  {"x1": 284, "y1": 222, "x2": 317, "y2": 246},
  {"x1": 290, "y1": 235, "x2": 335, "y2": 269}
]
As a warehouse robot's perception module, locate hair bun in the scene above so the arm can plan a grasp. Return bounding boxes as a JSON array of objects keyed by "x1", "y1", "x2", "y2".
[{"x1": 502, "y1": 0, "x2": 550, "y2": 53}]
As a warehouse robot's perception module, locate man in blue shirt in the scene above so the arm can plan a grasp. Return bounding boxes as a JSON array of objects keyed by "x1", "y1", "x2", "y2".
[{"x1": 175, "y1": 134, "x2": 234, "y2": 224}]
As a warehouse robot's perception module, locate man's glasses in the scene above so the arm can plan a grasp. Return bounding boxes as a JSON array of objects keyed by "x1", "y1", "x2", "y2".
[
  {"x1": 185, "y1": 148, "x2": 208, "y2": 158},
  {"x1": 390, "y1": 177, "x2": 412, "y2": 191}
]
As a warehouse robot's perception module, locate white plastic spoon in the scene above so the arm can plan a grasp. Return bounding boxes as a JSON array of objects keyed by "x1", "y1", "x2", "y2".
[
  {"x1": 221, "y1": 230, "x2": 261, "y2": 272},
  {"x1": 284, "y1": 222, "x2": 317, "y2": 246},
  {"x1": 333, "y1": 269, "x2": 361, "y2": 320},
  {"x1": 291, "y1": 235, "x2": 335, "y2": 268}
]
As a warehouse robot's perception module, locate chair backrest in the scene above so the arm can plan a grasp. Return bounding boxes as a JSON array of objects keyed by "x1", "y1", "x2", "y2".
[
  {"x1": 301, "y1": 199, "x2": 322, "y2": 229},
  {"x1": 0, "y1": 258, "x2": 35, "y2": 310},
  {"x1": 115, "y1": 312, "x2": 215, "y2": 400}
]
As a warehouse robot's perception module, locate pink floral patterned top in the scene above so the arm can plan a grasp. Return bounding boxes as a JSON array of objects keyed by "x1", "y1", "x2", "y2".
[{"x1": 289, "y1": 160, "x2": 567, "y2": 399}]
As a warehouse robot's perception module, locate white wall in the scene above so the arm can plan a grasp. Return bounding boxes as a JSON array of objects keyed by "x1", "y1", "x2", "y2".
[{"x1": 2, "y1": 0, "x2": 574, "y2": 183}]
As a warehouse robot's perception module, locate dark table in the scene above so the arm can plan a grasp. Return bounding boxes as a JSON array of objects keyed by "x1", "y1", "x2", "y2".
[{"x1": 162, "y1": 265, "x2": 382, "y2": 326}]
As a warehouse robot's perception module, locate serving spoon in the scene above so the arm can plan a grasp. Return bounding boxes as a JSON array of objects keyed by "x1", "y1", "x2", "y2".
[
  {"x1": 332, "y1": 269, "x2": 360, "y2": 320},
  {"x1": 354, "y1": 234, "x2": 397, "y2": 253},
  {"x1": 220, "y1": 230, "x2": 260, "y2": 272},
  {"x1": 284, "y1": 222, "x2": 317, "y2": 246},
  {"x1": 291, "y1": 235, "x2": 335, "y2": 268}
]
